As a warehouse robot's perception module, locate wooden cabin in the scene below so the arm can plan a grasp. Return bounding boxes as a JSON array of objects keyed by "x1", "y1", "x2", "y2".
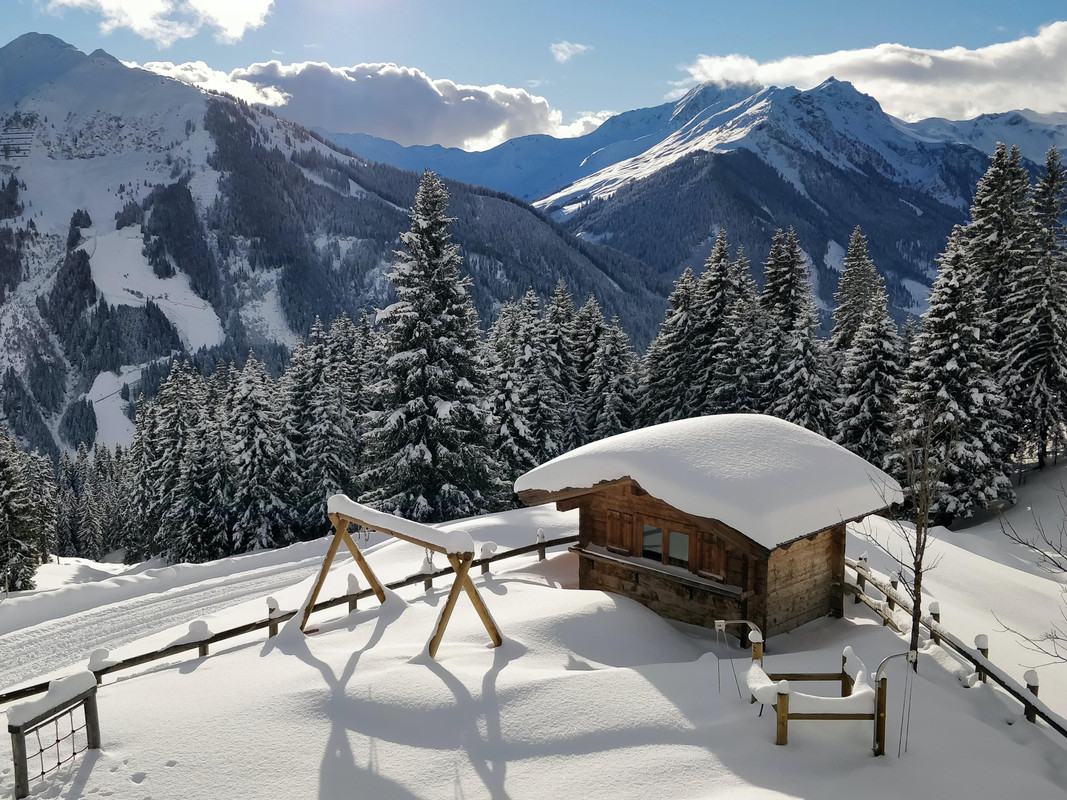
[{"x1": 515, "y1": 414, "x2": 901, "y2": 638}]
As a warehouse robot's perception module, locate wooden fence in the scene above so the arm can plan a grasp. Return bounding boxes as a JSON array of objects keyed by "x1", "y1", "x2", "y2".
[
  {"x1": 845, "y1": 556, "x2": 1067, "y2": 742},
  {"x1": 0, "y1": 534, "x2": 578, "y2": 708}
]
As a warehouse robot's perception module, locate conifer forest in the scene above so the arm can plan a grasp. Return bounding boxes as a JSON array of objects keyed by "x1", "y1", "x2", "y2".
[{"x1": 2, "y1": 143, "x2": 1065, "y2": 590}]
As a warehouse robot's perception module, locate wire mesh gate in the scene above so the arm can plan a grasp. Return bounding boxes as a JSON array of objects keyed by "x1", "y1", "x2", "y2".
[{"x1": 7, "y1": 685, "x2": 101, "y2": 799}]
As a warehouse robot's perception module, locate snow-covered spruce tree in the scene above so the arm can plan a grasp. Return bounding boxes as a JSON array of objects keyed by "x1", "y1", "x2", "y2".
[
  {"x1": 54, "y1": 451, "x2": 77, "y2": 558},
  {"x1": 1002, "y1": 145, "x2": 1067, "y2": 469},
  {"x1": 589, "y1": 317, "x2": 638, "y2": 441},
  {"x1": 124, "y1": 398, "x2": 160, "y2": 561},
  {"x1": 74, "y1": 442, "x2": 103, "y2": 560},
  {"x1": 23, "y1": 450, "x2": 58, "y2": 562},
  {"x1": 229, "y1": 353, "x2": 292, "y2": 551},
  {"x1": 571, "y1": 294, "x2": 607, "y2": 446},
  {"x1": 162, "y1": 411, "x2": 231, "y2": 563},
  {"x1": 516, "y1": 289, "x2": 561, "y2": 465},
  {"x1": 760, "y1": 227, "x2": 810, "y2": 331},
  {"x1": 963, "y1": 143, "x2": 1032, "y2": 375},
  {"x1": 690, "y1": 229, "x2": 743, "y2": 414},
  {"x1": 834, "y1": 283, "x2": 902, "y2": 466},
  {"x1": 542, "y1": 279, "x2": 583, "y2": 453},
  {"x1": 707, "y1": 248, "x2": 770, "y2": 414},
  {"x1": 0, "y1": 430, "x2": 37, "y2": 591},
  {"x1": 769, "y1": 290, "x2": 835, "y2": 437},
  {"x1": 326, "y1": 312, "x2": 365, "y2": 489},
  {"x1": 486, "y1": 306, "x2": 537, "y2": 485},
  {"x1": 640, "y1": 268, "x2": 700, "y2": 427},
  {"x1": 829, "y1": 226, "x2": 880, "y2": 357},
  {"x1": 888, "y1": 227, "x2": 1014, "y2": 524},
  {"x1": 360, "y1": 171, "x2": 498, "y2": 522}
]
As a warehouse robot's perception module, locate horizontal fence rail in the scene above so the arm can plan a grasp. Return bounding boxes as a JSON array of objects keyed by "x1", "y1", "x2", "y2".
[
  {"x1": 0, "y1": 534, "x2": 578, "y2": 708},
  {"x1": 845, "y1": 556, "x2": 1067, "y2": 742}
]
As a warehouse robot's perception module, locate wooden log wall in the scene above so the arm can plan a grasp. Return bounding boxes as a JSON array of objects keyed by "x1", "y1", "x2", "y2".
[{"x1": 764, "y1": 525, "x2": 842, "y2": 636}]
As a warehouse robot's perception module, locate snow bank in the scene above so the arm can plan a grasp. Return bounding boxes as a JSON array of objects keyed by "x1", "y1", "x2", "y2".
[
  {"x1": 516, "y1": 414, "x2": 902, "y2": 549},
  {"x1": 327, "y1": 495, "x2": 476, "y2": 554},
  {"x1": 7, "y1": 671, "x2": 96, "y2": 728}
]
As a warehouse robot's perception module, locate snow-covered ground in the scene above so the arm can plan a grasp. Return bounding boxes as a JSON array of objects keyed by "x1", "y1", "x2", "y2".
[{"x1": 2, "y1": 482, "x2": 1067, "y2": 798}]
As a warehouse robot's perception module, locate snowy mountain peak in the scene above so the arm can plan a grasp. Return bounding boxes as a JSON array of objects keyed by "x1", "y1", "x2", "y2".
[{"x1": 0, "y1": 32, "x2": 88, "y2": 107}]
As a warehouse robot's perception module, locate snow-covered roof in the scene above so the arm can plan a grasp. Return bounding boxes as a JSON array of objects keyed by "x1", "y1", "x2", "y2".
[{"x1": 514, "y1": 414, "x2": 902, "y2": 550}]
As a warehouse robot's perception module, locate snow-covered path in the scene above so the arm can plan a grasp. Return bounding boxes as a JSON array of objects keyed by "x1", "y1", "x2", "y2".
[{"x1": 0, "y1": 553, "x2": 324, "y2": 692}]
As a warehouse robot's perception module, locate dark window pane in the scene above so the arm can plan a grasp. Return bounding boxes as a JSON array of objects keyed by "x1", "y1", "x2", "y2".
[
  {"x1": 642, "y1": 524, "x2": 663, "y2": 561},
  {"x1": 668, "y1": 530, "x2": 690, "y2": 567}
]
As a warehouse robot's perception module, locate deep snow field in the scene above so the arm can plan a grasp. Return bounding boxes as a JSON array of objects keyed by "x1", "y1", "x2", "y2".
[{"x1": 2, "y1": 476, "x2": 1067, "y2": 799}]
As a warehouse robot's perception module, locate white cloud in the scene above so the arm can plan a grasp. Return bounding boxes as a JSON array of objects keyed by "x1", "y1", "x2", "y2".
[
  {"x1": 550, "y1": 41, "x2": 592, "y2": 64},
  {"x1": 140, "y1": 58, "x2": 611, "y2": 149},
  {"x1": 131, "y1": 60, "x2": 289, "y2": 105},
  {"x1": 45, "y1": 0, "x2": 273, "y2": 47},
  {"x1": 678, "y1": 21, "x2": 1067, "y2": 121}
]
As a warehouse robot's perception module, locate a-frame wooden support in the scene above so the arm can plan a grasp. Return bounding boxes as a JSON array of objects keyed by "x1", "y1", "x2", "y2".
[{"x1": 300, "y1": 509, "x2": 503, "y2": 659}]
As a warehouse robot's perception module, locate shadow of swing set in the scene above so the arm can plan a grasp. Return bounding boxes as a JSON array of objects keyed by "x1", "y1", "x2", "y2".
[{"x1": 299, "y1": 494, "x2": 502, "y2": 658}]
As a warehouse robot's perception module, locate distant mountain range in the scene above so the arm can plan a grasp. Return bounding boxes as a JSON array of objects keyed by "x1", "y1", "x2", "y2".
[
  {"x1": 324, "y1": 80, "x2": 1067, "y2": 319},
  {"x1": 0, "y1": 33, "x2": 664, "y2": 457}
]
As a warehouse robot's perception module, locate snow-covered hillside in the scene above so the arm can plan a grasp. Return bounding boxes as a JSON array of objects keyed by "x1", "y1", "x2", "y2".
[{"x1": 2, "y1": 470, "x2": 1067, "y2": 798}]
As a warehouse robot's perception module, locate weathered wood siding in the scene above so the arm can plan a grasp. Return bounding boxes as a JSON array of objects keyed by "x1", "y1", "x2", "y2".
[
  {"x1": 578, "y1": 554, "x2": 745, "y2": 629},
  {"x1": 764, "y1": 524, "x2": 845, "y2": 637}
]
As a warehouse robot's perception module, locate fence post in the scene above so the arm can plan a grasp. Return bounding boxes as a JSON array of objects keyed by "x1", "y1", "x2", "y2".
[
  {"x1": 974, "y1": 634, "x2": 989, "y2": 683},
  {"x1": 536, "y1": 528, "x2": 547, "y2": 561},
  {"x1": 10, "y1": 728, "x2": 29, "y2": 799},
  {"x1": 874, "y1": 677, "x2": 888, "y2": 756},
  {"x1": 775, "y1": 681, "x2": 789, "y2": 745},
  {"x1": 841, "y1": 651, "x2": 854, "y2": 697},
  {"x1": 855, "y1": 554, "x2": 868, "y2": 603},
  {"x1": 929, "y1": 601, "x2": 941, "y2": 645},
  {"x1": 267, "y1": 597, "x2": 280, "y2": 638},
  {"x1": 480, "y1": 542, "x2": 497, "y2": 575},
  {"x1": 84, "y1": 689, "x2": 102, "y2": 750},
  {"x1": 888, "y1": 573, "x2": 899, "y2": 611},
  {"x1": 348, "y1": 574, "x2": 361, "y2": 612},
  {"x1": 198, "y1": 642, "x2": 209, "y2": 658},
  {"x1": 421, "y1": 554, "x2": 435, "y2": 591},
  {"x1": 749, "y1": 631, "x2": 764, "y2": 704},
  {"x1": 1025, "y1": 669, "x2": 1039, "y2": 723}
]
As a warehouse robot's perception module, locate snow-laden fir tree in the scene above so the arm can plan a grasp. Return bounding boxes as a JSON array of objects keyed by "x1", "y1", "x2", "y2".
[
  {"x1": 151, "y1": 362, "x2": 205, "y2": 555},
  {"x1": 889, "y1": 227, "x2": 1015, "y2": 524},
  {"x1": 834, "y1": 281, "x2": 902, "y2": 467},
  {"x1": 690, "y1": 229, "x2": 747, "y2": 415},
  {"x1": 768, "y1": 287, "x2": 835, "y2": 436},
  {"x1": 54, "y1": 451, "x2": 77, "y2": 558},
  {"x1": 760, "y1": 227, "x2": 810, "y2": 330},
  {"x1": 487, "y1": 305, "x2": 537, "y2": 484},
  {"x1": 588, "y1": 317, "x2": 638, "y2": 441},
  {"x1": 326, "y1": 313, "x2": 366, "y2": 487},
  {"x1": 74, "y1": 442, "x2": 103, "y2": 560},
  {"x1": 640, "y1": 268, "x2": 700, "y2": 426},
  {"x1": 542, "y1": 279, "x2": 583, "y2": 453},
  {"x1": 22, "y1": 450, "x2": 57, "y2": 562},
  {"x1": 571, "y1": 294, "x2": 607, "y2": 446},
  {"x1": 829, "y1": 226, "x2": 880, "y2": 357},
  {"x1": 0, "y1": 430, "x2": 37, "y2": 591},
  {"x1": 360, "y1": 170, "x2": 498, "y2": 522},
  {"x1": 706, "y1": 247, "x2": 769, "y2": 414},
  {"x1": 1000, "y1": 145, "x2": 1067, "y2": 469},
  {"x1": 963, "y1": 143, "x2": 1032, "y2": 376},
  {"x1": 229, "y1": 353, "x2": 292, "y2": 551},
  {"x1": 515, "y1": 289, "x2": 561, "y2": 465},
  {"x1": 124, "y1": 398, "x2": 160, "y2": 561}
]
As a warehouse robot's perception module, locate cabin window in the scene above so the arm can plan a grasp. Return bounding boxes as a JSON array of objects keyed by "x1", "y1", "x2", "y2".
[{"x1": 641, "y1": 521, "x2": 692, "y2": 568}]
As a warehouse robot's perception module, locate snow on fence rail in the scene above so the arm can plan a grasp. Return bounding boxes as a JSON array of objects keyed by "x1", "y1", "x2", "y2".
[
  {"x1": 0, "y1": 534, "x2": 578, "y2": 708},
  {"x1": 845, "y1": 556, "x2": 1067, "y2": 742}
]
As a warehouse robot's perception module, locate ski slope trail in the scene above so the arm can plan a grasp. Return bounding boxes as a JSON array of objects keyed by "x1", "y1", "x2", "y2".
[{"x1": 0, "y1": 553, "x2": 325, "y2": 693}]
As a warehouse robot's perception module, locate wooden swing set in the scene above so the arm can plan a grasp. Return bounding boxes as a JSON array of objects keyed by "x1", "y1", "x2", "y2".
[{"x1": 299, "y1": 494, "x2": 503, "y2": 659}]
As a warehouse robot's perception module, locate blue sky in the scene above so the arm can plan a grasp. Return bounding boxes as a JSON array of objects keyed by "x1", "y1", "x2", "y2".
[{"x1": 4, "y1": 1, "x2": 1067, "y2": 149}]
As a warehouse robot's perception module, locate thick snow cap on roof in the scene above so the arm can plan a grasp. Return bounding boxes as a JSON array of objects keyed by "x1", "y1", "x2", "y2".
[{"x1": 514, "y1": 414, "x2": 902, "y2": 550}]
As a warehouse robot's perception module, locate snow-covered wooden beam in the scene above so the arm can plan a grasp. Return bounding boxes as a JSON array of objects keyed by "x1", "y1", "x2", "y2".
[{"x1": 299, "y1": 495, "x2": 502, "y2": 659}]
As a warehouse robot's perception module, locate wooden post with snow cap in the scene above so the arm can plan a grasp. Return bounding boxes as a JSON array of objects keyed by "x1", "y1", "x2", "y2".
[
  {"x1": 775, "y1": 681, "x2": 790, "y2": 745},
  {"x1": 1024, "y1": 670, "x2": 1040, "y2": 723},
  {"x1": 749, "y1": 630, "x2": 764, "y2": 704},
  {"x1": 974, "y1": 634, "x2": 989, "y2": 683},
  {"x1": 536, "y1": 528, "x2": 547, "y2": 561},
  {"x1": 928, "y1": 601, "x2": 941, "y2": 645},
  {"x1": 347, "y1": 574, "x2": 361, "y2": 612},
  {"x1": 888, "y1": 573, "x2": 899, "y2": 611},
  {"x1": 480, "y1": 542, "x2": 497, "y2": 574}
]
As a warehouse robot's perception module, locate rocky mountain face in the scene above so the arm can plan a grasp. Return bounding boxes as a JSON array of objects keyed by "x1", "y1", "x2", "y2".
[{"x1": 0, "y1": 33, "x2": 664, "y2": 457}]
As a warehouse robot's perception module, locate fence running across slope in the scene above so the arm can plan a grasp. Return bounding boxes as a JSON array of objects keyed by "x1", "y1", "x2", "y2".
[{"x1": 0, "y1": 534, "x2": 578, "y2": 708}]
